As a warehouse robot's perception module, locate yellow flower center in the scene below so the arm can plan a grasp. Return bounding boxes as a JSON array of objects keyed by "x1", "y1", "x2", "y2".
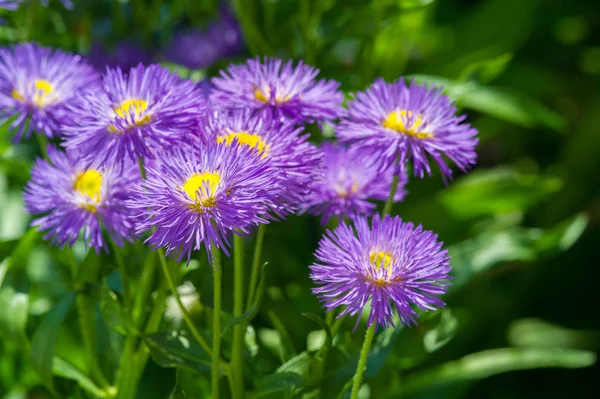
[
  {"x1": 382, "y1": 109, "x2": 433, "y2": 139},
  {"x1": 369, "y1": 251, "x2": 394, "y2": 271},
  {"x1": 254, "y1": 86, "x2": 290, "y2": 104},
  {"x1": 110, "y1": 98, "x2": 152, "y2": 132},
  {"x1": 182, "y1": 171, "x2": 220, "y2": 211},
  {"x1": 217, "y1": 131, "x2": 270, "y2": 157},
  {"x1": 74, "y1": 169, "x2": 103, "y2": 212},
  {"x1": 11, "y1": 79, "x2": 55, "y2": 107},
  {"x1": 367, "y1": 250, "x2": 402, "y2": 287}
]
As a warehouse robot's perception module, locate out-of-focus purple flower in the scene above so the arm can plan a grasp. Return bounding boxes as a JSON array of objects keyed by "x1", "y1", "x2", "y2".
[
  {"x1": 39, "y1": 0, "x2": 73, "y2": 8},
  {"x1": 129, "y1": 142, "x2": 281, "y2": 261},
  {"x1": 62, "y1": 64, "x2": 205, "y2": 168},
  {"x1": 337, "y1": 78, "x2": 478, "y2": 183},
  {"x1": 164, "y1": 29, "x2": 221, "y2": 70},
  {"x1": 211, "y1": 57, "x2": 344, "y2": 124},
  {"x1": 310, "y1": 214, "x2": 451, "y2": 329},
  {"x1": 23, "y1": 146, "x2": 138, "y2": 252},
  {"x1": 0, "y1": 0, "x2": 21, "y2": 10},
  {"x1": 301, "y1": 142, "x2": 407, "y2": 224},
  {"x1": 0, "y1": 42, "x2": 99, "y2": 141},
  {"x1": 87, "y1": 41, "x2": 152, "y2": 71},
  {"x1": 202, "y1": 109, "x2": 321, "y2": 216},
  {"x1": 208, "y1": 7, "x2": 243, "y2": 57}
]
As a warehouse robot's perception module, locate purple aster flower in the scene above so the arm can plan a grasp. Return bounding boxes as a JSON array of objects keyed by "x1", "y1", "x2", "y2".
[
  {"x1": 310, "y1": 214, "x2": 451, "y2": 328},
  {"x1": 337, "y1": 78, "x2": 478, "y2": 183},
  {"x1": 129, "y1": 141, "x2": 281, "y2": 261},
  {"x1": 301, "y1": 142, "x2": 407, "y2": 224},
  {"x1": 201, "y1": 109, "x2": 321, "y2": 216},
  {"x1": 23, "y1": 146, "x2": 138, "y2": 252},
  {"x1": 0, "y1": 43, "x2": 98, "y2": 141},
  {"x1": 62, "y1": 64, "x2": 205, "y2": 167},
  {"x1": 211, "y1": 57, "x2": 344, "y2": 124},
  {"x1": 0, "y1": 1, "x2": 20, "y2": 10},
  {"x1": 87, "y1": 41, "x2": 153, "y2": 72}
]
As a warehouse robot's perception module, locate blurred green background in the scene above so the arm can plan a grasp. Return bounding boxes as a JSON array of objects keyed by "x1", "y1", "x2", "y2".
[{"x1": 1, "y1": 0, "x2": 599, "y2": 398}]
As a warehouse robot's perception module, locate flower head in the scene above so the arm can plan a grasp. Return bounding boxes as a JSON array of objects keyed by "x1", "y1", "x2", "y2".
[
  {"x1": 62, "y1": 64, "x2": 205, "y2": 167},
  {"x1": 201, "y1": 109, "x2": 321, "y2": 216},
  {"x1": 130, "y1": 141, "x2": 281, "y2": 261},
  {"x1": 23, "y1": 146, "x2": 138, "y2": 252},
  {"x1": 310, "y1": 214, "x2": 451, "y2": 328},
  {"x1": 0, "y1": 1, "x2": 20, "y2": 10},
  {"x1": 302, "y1": 143, "x2": 407, "y2": 224},
  {"x1": 337, "y1": 78, "x2": 478, "y2": 182},
  {"x1": 211, "y1": 57, "x2": 344, "y2": 124},
  {"x1": 0, "y1": 43, "x2": 98, "y2": 141}
]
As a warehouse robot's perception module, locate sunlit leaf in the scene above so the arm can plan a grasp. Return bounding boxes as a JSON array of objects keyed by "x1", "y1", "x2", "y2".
[
  {"x1": 144, "y1": 330, "x2": 215, "y2": 375},
  {"x1": 508, "y1": 319, "x2": 599, "y2": 350},
  {"x1": 52, "y1": 356, "x2": 107, "y2": 398},
  {"x1": 423, "y1": 309, "x2": 459, "y2": 353}
]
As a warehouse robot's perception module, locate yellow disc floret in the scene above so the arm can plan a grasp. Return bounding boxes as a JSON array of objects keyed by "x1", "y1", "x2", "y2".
[
  {"x1": 382, "y1": 109, "x2": 433, "y2": 139},
  {"x1": 217, "y1": 131, "x2": 269, "y2": 157},
  {"x1": 183, "y1": 171, "x2": 220, "y2": 211},
  {"x1": 74, "y1": 169, "x2": 103, "y2": 211}
]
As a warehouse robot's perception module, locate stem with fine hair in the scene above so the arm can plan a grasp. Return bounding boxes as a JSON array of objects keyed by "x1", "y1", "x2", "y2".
[
  {"x1": 232, "y1": 235, "x2": 245, "y2": 398},
  {"x1": 35, "y1": 133, "x2": 48, "y2": 160},
  {"x1": 157, "y1": 248, "x2": 212, "y2": 356},
  {"x1": 246, "y1": 224, "x2": 266, "y2": 310},
  {"x1": 350, "y1": 324, "x2": 376, "y2": 399},
  {"x1": 211, "y1": 245, "x2": 223, "y2": 399},
  {"x1": 382, "y1": 156, "x2": 402, "y2": 216}
]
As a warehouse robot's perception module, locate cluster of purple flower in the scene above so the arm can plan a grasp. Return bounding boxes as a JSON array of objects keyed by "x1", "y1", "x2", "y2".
[{"x1": 1, "y1": 40, "x2": 478, "y2": 328}]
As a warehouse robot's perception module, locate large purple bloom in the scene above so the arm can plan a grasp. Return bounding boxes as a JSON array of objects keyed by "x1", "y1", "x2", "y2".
[
  {"x1": 62, "y1": 64, "x2": 205, "y2": 167},
  {"x1": 337, "y1": 78, "x2": 478, "y2": 182},
  {"x1": 201, "y1": 109, "x2": 321, "y2": 216},
  {"x1": 310, "y1": 214, "x2": 451, "y2": 328},
  {"x1": 211, "y1": 57, "x2": 344, "y2": 123},
  {"x1": 302, "y1": 142, "x2": 407, "y2": 224},
  {"x1": 0, "y1": 43, "x2": 98, "y2": 141},
  {"x1": 130, "y1": 142, "x2": 281, "y2": 261},
  {"x1": 23, "y1": 146, "x2": 138, "y2": 252}
]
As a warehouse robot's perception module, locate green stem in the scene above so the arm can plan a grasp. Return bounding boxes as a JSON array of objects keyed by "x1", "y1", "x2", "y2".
[
  {"x1": 109, "y1": 241, "x2": 132, "y2": 311},
  {"x1": 157, "y1": 248, "x2": 212, "y2": 356},
  {"x1": 246, "y1": 224, "x2": 266, "y2": 310},
  {"x1": 35, "y1": 133, "x2": 48, "y2": 160},
  {"x1": 211, "y1": 246, "x2": 222, "y2": 399},
  {"x1": 232, "y1": 0, "x2": 274, "y2": 55},
  {"x1": 350, "y1": 324, "x2": 376, "y2": 399},
  {"x1": 382, "y1": 156, "x2": 402, "y2": 216},
  {"x1": 232, "y1": 235, "x2": 245, "y2": 398},
  {"x1": 76, "y1": 294, "x2": 111, "y2": 389},
  {"x1": 132, "y1": 251, "x2": 156, "y2": 327},
  {"x1": 137, "y1": 157, "x2": 146, "y2": 180}
]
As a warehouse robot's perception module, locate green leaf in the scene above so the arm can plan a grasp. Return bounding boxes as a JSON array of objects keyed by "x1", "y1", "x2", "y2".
[
  {"x1": 440, "y1": 167, "x2": 562, "y2": 220},
  {"x1": 508, "y1": 319, "x2": 599, "y2": 350},
  {"x1": 30, "y1": 292, "x2": 76, "y2": 392},
  {"x1": 423, "y1": 309, "x2": 459, "y2": 353},
  {"x1": 52, "y1": 357, "x2": 107, "y2": 398},
  {"x1": 249, "y1": 372, "x2": 305, "y2": 399},
  {"x1": 535, "y1": 213, "x2": 588, "y2": 253},
  {"x1": 458, "y1": 53, "x2": 513, "y2": 84},
  {"x1": 0, "y1": 288, "x2": 28, "y2": 338},
  {"x1": 221, "y1": 262, "x2": 268, "y2": 336},
  {"x1": 144, "y1": 330, "x2": 215, "y2": 375},
  {"x1": 269, "y1": 310, "x2": 297, "y2": 362},
  {"x1": 99, "y1": 283, "x2": 136, "y2": 336},
  {"x1": 302, "y1": 313, "x2": 333, "y2": 385},
  {"x1": 397, "y1": 347, "x2": 596, "y2": 396}
]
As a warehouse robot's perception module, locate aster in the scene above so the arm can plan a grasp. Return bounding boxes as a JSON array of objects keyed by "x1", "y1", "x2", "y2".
[
  {"x1": 23, "y1": 146, "x2": 138, "y2": 252},
  {"x1": 302, "y1": 142, "x2": 407, "y2": 224},
  {"x1": 62, "y1": 64, "x2": 205, "y2": 167},
  {"x1": 337, "y1": 78, "x2": 478, "y2": 182},
  {"x1": 211, "y1": 57, "x2": 344, "y2": 124},
  {"x1": 201, "y1": 108, "x2": 321, "y2": 216},
  {"x1": 87, "y1": 41, "x2": 152, "y2": 71},
  {"x1": 0, "y1": 1, "x2": 20, "y2": 10},
  {"x1": 0, "y1": 42, "x2": 98, "y2": 141},
  {"x1": 129, "y1": 141, "x2": 281, "y2": 261},
  {"x1": 164, "y1": 29, "x2": 221, "y2": 70},
  {"x1": 310, "y1": 214, "x2": 451, "y2": 328}
]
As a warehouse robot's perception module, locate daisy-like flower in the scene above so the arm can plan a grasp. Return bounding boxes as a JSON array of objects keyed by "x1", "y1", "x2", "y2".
[
  {"x1": 23, "y1": 146, "x2": 138, "y2": 252},
  {"x1": 337, "y1": 78, "x2": 478, "y2": 182},
  {"x1": 310, "y1": 214, "x2": 451, "y2": 328},
  {"x1": 201, "y1": 109, "x2": 321, "y2": 216},
  {"x1": 130, "y1": 141, "x2": 280, "y2": 261},
  {"x1": 210, "y1": 57, "x2": 344, "y2": 124},
  {"x1": 302, "y1": 142, "x2": 407, "y2": 224},
  {"x1": 62, "y1": 64, "x2": 205, "y2": 167},
  {"x1": 0, "y1": 43, "x2": 98, "y2": 141}
]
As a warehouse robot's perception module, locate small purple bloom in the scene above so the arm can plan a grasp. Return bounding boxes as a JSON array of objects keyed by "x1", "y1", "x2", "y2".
[
  {"x1": 302, "y1": 142, "x2": 407, "y2": 224},
  {"x1": 0, "y1": 43, "x2": 99, "y2": 141},
  {"x1": 211, "y1": 57, "x2": 344, "y2": 124},
  {"x1": 337, "y1": 78, "x2": 478, "y2": 183},
  {"x1": 130, "y1": 141, "x2": 281, "y2": 261},
  {"x1": 0, "y1": 1, "x2": 20, "y2": 10},
  {"x1": 87, "y1": 41, "x2": 153, "y2": 72},
  {"x1": 201, "y1": 109, "x2": 321, "y2": 216},
  {"x1": 23, "y1": 146, "x2": 138, "y2": 252},
  {"x1": 310, "y1": 214, "x2": 451, "y2": 328},
  {"x1": 62, "y1": 64, "x2": 205, "y2": 167},
  {"x1": 164, "y1": 29, "x2": 221, "y2": 70}
]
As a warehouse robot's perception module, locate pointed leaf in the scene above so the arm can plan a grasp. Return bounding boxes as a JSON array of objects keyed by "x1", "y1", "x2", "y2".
[
  {"x1": 30, "y1": 292, "x2": 76, "y2": 391},
  {"x1": 144, "y1": 330, "x2": 216, "y2": 375},
  {"x1": 52, "y1": 356, "x2": 106, "y2": 398}
]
